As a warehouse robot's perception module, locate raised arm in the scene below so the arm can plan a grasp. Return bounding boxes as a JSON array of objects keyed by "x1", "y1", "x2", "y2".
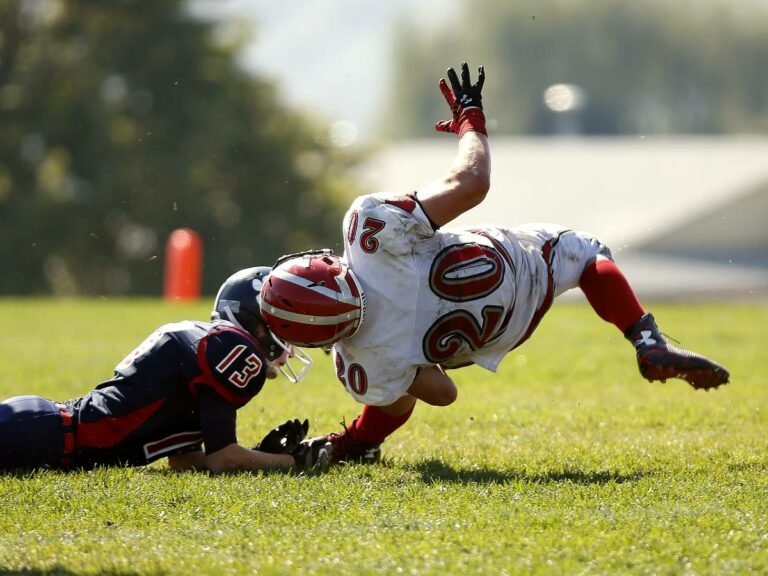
[{"x1": 417, "y1": 63, "x2": 491, "y2": 228}]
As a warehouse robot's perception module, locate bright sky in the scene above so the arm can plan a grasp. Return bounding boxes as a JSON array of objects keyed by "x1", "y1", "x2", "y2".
[
  {"x1": 191, "y1": 0, "x2": 460, "y2": 145},
  {"x1": 191, "y1": 0, "x2": 766, "y2": 147}
]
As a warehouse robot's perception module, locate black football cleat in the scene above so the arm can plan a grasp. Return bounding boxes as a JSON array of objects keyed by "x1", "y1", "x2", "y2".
[
  {"x1": 624, "y1": 313, "x2": 730, "y2": 390},
  {"x1": 293, "y1": 437, "x2": 333, "y2": 472}
]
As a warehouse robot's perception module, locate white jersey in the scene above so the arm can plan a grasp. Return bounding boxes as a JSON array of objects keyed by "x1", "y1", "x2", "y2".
[{"x1": 332, "y1": 192, "x2": 608, "y2": 406}]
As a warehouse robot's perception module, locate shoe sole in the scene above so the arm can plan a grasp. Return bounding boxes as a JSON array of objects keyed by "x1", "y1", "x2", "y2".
[
  {"x1": 329, "y1": 448, "x2": 381, "y2": 466},
  {"x1": 640, "y1": 363, "x2": 729, "y2": 390},
  {"x1": 315, "y1": 442, "x2": 334, "y2": 472}
]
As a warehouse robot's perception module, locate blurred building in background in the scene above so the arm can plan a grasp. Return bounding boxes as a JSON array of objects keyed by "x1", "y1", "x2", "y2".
[
  {"x1": 361, "y1": 137, "x2": 768, "y2": 301},
  {"x1": 222, "y1": 0, "x2": 768, "y2": 299},
  {"x1": 2, "y1": 0, "x2": 767, "y2": 297}
]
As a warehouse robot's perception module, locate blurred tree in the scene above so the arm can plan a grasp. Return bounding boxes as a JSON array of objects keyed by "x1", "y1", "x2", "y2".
[
  {"x1": 0, "y1": 0, "x2": 359, "y2": 295},
  {"x1": 387, "y1": 0, "x2": 768, "y2": 137}
]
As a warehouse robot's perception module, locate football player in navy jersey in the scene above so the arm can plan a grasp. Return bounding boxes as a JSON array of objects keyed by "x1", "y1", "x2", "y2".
[{"x1": 0, "y1": 268, "x2": 332, "y2": 473}]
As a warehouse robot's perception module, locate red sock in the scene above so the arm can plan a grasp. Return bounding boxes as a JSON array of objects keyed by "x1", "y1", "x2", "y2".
[
  {"x1": 579, "y1": 258, "x2": 645, "y2": 333},
  {"x1": 349, "y1": 404, "x2": 415, "y2": 445}
]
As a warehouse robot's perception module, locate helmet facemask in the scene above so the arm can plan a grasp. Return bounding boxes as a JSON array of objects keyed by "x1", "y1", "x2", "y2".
[
  {"x1": 215, "y1": 302, "x2": 312, "y2": 383},
  {"x1": 212, "y1": 267, "x2": 313, "y2": 383}
]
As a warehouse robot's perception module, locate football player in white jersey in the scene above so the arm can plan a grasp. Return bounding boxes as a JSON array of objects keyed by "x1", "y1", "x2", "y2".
[{"x1": 259, "y1": 63, "x2": 730, "y2": 464}]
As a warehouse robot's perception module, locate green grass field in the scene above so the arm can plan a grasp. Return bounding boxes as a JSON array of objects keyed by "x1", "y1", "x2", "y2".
[{"x1": 0, "y1": 298, "x2": 766, "y2": 575}]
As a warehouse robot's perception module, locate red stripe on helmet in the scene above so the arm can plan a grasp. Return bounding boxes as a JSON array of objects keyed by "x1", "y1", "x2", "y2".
[
  {"x1": 260, "y1": 253, "x2": 365, "y2": 347},
  {"x1": 265, "y1": 275, "x2": 359, "y2": 317}
]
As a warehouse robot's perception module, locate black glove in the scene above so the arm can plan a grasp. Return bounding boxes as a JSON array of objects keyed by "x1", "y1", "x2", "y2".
[
  {"x1": 435, "y1": 62, "x2": 487, "y2": 137},
  {"x1": 252, "y1": 418, "x2": 309, "y2": 454},
  {"x1": 291, "y1": 436, "x2": 333, "y2": 472}
]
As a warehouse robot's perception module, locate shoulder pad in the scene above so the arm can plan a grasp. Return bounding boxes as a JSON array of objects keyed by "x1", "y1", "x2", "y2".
[
  {"x1": 195, "y1": 326, "x2": 267, "y2": 406},
  {"x1": 344, "y1": 193, "x2": 435, "y2": 258}
]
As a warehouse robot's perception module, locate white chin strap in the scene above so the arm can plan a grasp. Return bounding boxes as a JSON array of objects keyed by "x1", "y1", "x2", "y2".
[{"x1": 270, "y1": 332, "x2": 313, "y2": 383}]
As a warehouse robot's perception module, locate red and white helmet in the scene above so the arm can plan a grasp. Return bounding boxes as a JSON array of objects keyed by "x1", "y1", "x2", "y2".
[{"x1": 260, "y1": 250, "x2": 366, "y2": 347}]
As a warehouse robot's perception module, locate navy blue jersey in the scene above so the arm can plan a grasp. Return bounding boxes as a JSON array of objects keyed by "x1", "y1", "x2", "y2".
[{"x1": 68, "y1": 320, "x2": 267, "y2": 468}]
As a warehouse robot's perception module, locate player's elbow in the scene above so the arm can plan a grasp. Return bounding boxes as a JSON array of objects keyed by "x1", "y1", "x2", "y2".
[
  {"x1": 456, "y1": 168, "x2": 490, "y2": 210},
  {"x1": 471, "y1": 166, "x2": 491, "y2": 197},
  {"x1": 471, "y1": 177, "x2": 490, "y2": 208},
  {"x1": 167, "y1": 450, "x2": 206, "y2": 471}
]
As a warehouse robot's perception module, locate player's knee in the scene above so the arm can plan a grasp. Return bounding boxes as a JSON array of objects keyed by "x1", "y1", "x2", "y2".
[
  {"x1": 428, "y1": 384, "x2": 458, "y2": 407},
  {"x1": 408, "y1": 366, "x2": 458, "y2": 407},
  {"x1": 442, "y1": 385, "x2": 458, "y2": 406}
]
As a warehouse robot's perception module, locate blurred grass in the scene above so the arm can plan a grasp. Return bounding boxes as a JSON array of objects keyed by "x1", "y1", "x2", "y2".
[{"x1": 0, "y1": 298, "x2": 766, "y2": 575}]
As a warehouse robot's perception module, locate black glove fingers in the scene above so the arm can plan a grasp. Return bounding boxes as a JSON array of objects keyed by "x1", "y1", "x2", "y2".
[
  {"x1": 254, "y1": 426, "x2": 283, "y2": 453},
  {"x1": 446, "y1": 67, "x2": 462, "y2": 95},
  {"x1": 476, "y1": 66, "x2": 485, "y2": 91},
  {"x1": 460, "y1": 62, "x2": 471, "y2": 90},
  {"x1": 255, "y1": 417, "x2": 311, "y2": 454},
  {"x1": 436, "y1": 61, "x2": 486, "y2": 134}
]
